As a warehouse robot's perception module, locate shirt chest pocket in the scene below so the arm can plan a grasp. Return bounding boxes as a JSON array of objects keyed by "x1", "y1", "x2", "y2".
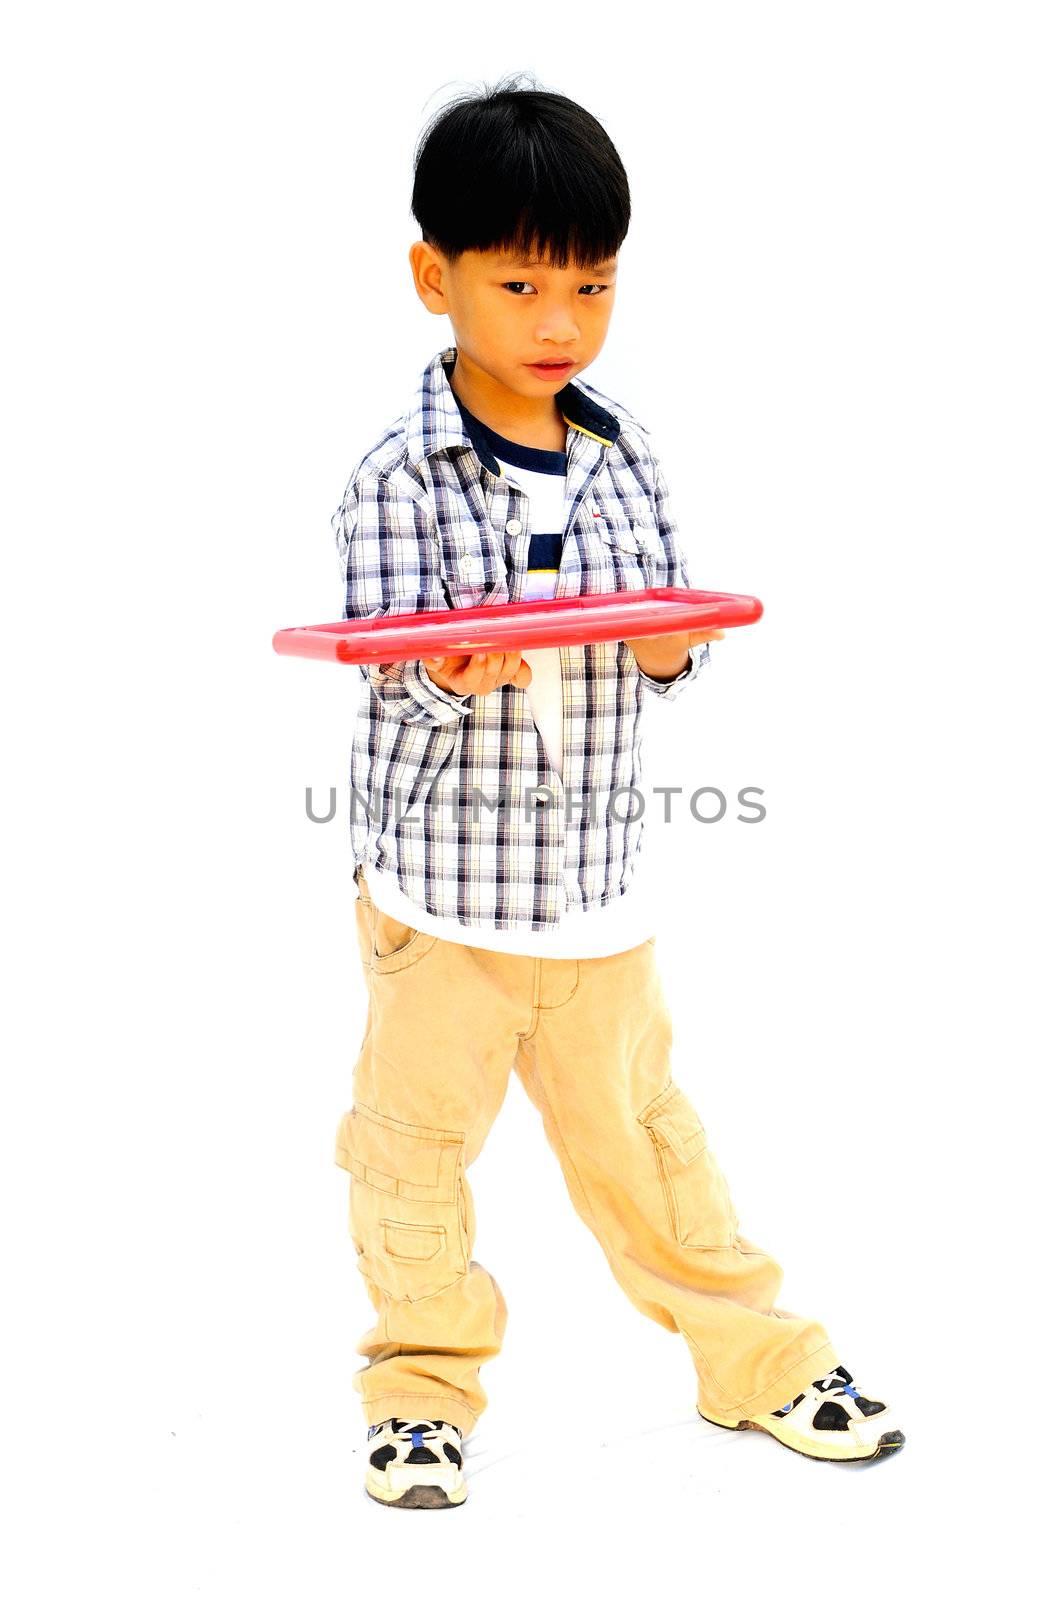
[
  {"x1": 435, "y1": 529, "x2": 509, "y2": 609},
  {"x1": 592, "y1": 502, "x2": 666, "y2": 591}
]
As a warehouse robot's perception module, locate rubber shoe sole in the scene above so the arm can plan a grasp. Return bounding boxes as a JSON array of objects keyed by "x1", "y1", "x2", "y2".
[
  {"x1": 697, "y1": 1407, "x2": 906, "y2": 1463},
  {"x1": 365, "y1": 1466, "x2": 467, "y2": 1508}
]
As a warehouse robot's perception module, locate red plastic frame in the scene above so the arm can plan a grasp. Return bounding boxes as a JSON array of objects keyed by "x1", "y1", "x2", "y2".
[{"x1": 272, "y1": 586, "x2": 762, "y2": 665}]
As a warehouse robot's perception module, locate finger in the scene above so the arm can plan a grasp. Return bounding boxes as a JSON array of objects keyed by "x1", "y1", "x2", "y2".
[
  {"x1": 481, "y1": 651, "x2": 507, "y2": 688},
  {"x1": 425, "y1": 653, "x2": 464, "y2": 686},
  {"x1": 439, "y1": 653, "x2": 470, "y2": 689},
  {"x1": 461, "y1": 651, "x2": 492, "y2": 693},
  {"x1": 499, "y1": 650, "x2": 525, "y2": 684}
]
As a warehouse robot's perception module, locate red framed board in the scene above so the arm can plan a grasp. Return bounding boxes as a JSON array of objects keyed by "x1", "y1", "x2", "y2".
[{"x1": 272, "y1": 586, "x2": 763, "y2": 665}]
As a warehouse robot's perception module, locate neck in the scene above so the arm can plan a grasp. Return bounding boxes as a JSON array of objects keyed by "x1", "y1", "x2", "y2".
[{"x1": 446, "y1": 348, "x2": 568, "y2": 449}]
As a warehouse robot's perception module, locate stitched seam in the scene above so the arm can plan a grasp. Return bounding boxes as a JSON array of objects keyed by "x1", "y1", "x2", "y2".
[
  {"x1": 362, "y1": 1391, "x2": 477, "y2": 1424},
  {"x1": 740, "y1": 1339, "x2": 837, "y2": 1407},
  {"x1": 705, "y1": 1338, "x2": 838, "y2": 1416},
  {"x1": 517, "y1": 959, "x2": 542, "y2": 1040},
  {"x1": 535, "y1": 964, "x2": 580, "y2": 1010},
  {"x1": 353, "y1": 1103, "x2": 466, "y2": 1144},
  {"x1": 370, "y1": 935, "x2": 437, "y2": 975}
]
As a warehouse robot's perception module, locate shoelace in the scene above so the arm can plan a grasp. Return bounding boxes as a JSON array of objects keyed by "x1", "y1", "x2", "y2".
[
  {"x1": 368, "y1": 1417, "x2": 460, "y2": 1445},
  {"x1": 775, "y1": 1365, "x2": 862, "y2": 1416},
  {"x1": 817, "y1": 1366, "x2": 862, "y2": 1402}
]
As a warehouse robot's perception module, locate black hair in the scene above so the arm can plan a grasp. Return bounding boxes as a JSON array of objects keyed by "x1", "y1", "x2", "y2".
[{"x1": 411, "y1": 71, "x2": 630, "y2": 272}]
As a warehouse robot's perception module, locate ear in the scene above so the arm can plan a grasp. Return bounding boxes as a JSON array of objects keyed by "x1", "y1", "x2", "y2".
[{"x1": 409, "y1": 240, "x2": 448, "y2": 316}]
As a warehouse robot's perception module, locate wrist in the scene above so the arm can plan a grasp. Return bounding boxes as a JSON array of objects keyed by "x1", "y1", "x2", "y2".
[
  {"x1": 417, "y1": 658, "x2": 470, "y2": 703},
  {"x1": 632, "y1": 643, "x2": 691, "y2": 681}
]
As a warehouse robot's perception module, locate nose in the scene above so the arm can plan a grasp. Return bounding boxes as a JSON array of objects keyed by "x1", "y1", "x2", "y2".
[{"x1": 534, "y1": 316, "x2": 580, "y2": 347}]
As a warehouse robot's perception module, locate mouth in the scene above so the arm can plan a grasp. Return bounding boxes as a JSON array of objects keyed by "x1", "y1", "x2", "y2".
[{"x1": 526, "y1": 359, "x2": 575, "y2": 375}]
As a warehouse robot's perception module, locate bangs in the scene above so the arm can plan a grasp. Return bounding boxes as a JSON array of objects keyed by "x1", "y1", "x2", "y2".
[{"x1": 411, "y1": 75, "x2": 630, "y2": 271}]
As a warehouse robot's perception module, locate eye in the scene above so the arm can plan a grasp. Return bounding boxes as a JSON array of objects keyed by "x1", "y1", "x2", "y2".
[{"x1": 501, "y1": 282, "x2": 611, "y2": 296}]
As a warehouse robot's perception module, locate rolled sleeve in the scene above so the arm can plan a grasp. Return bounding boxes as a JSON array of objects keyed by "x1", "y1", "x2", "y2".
[
  {"x1": 331, "y1": 470, "x2": 473, "y2": 728},
  {"x1": 638, "y1": 639, "x2": 710, "y2": 699},
  {"x1": 403, "y1": 657, "x2": 475, "y2": 723},
  {"x1": 637, "y1": 456, "x2": 712, "y2": 701}
]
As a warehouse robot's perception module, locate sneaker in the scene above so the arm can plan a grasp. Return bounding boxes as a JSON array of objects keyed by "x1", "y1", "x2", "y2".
[
  {"x1": 364, "y1": 1417, "x2": 467, "y2": 1508},
  {"x1": 698, "y1": 1364, "x2": 905, "y2": 1462}
]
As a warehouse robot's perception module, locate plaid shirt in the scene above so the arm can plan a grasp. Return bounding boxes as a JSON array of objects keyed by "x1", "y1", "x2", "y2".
[{"x1": 331, "y1": 345, "x2": 710, "y2": 932}]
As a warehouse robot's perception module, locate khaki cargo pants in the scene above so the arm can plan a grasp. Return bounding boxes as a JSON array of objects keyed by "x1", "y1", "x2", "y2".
[{"x1": 334, "y1": 867, "x2": 839, "y2": 1438}]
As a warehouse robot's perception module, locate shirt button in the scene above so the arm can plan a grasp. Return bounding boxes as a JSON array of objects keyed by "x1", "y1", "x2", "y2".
[
  {"x1": 458, "y1": 553, "x2": 479, "y2": 577},
  {"x1": 530, "y1": 785, "x2": 553, "y2": 804},
  {"x1": 505, "y1": 518, "x2": 522, "y2": 535}
]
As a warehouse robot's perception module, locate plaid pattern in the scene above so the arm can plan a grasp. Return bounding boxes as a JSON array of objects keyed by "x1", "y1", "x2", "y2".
[{"x1": 331, "y1": 345, "x2": 710, "y2": 932}]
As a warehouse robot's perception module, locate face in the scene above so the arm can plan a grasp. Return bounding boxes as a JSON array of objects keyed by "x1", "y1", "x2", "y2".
[{"x1": 409, "y1": 241, "x2": 618, "y2": 399}]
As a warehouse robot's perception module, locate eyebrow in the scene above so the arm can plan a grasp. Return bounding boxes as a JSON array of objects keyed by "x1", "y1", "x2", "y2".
[{"x1": 500, "y1": 258, "x2": 618, "y2": 274}]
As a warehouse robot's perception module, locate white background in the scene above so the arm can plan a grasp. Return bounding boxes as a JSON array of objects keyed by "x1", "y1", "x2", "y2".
[{"x1": 3, "y1": 2, "x2": 1060, "y2": 1594}]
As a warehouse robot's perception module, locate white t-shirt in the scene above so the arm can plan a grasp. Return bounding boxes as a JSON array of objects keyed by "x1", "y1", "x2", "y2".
[{"x1": 362, "y1": 419, "x2": 659, "y2": 958}]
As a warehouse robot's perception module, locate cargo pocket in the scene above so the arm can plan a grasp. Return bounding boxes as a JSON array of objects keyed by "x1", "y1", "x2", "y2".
[
  {"x1": 637, "y1": 1081, "x2": 738, "y2": 1249},
  {"x1": 334, "y1": 1102, "x2": 469, "y2": 1301}
]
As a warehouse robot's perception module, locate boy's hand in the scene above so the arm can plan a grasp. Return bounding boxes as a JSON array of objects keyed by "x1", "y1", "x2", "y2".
[
  {"x1": 423, "y1": 651, "x2": 532, "y2": 696},
  {"x1": 623, "y1": 628, "x2": 725, "y2": 681}
]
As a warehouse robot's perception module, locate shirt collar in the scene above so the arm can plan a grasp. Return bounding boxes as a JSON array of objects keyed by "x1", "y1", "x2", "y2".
[{"x1": 403, "y1": 345, "x2": 622, "y2": 476}]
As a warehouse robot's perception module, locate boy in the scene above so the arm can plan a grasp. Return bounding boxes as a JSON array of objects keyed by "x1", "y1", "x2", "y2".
[{"x1": 331, "y1": 76, "x2": 903, "y2": 1509}]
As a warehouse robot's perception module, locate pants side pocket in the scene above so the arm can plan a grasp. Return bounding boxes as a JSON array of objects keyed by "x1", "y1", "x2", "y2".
[
  {"x1": 637, "y1": 1081, "x2": 738, "y2": 1249},
  {"x1": 334, "y1": 1102, "x2": 469, "y2": 1301}
]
